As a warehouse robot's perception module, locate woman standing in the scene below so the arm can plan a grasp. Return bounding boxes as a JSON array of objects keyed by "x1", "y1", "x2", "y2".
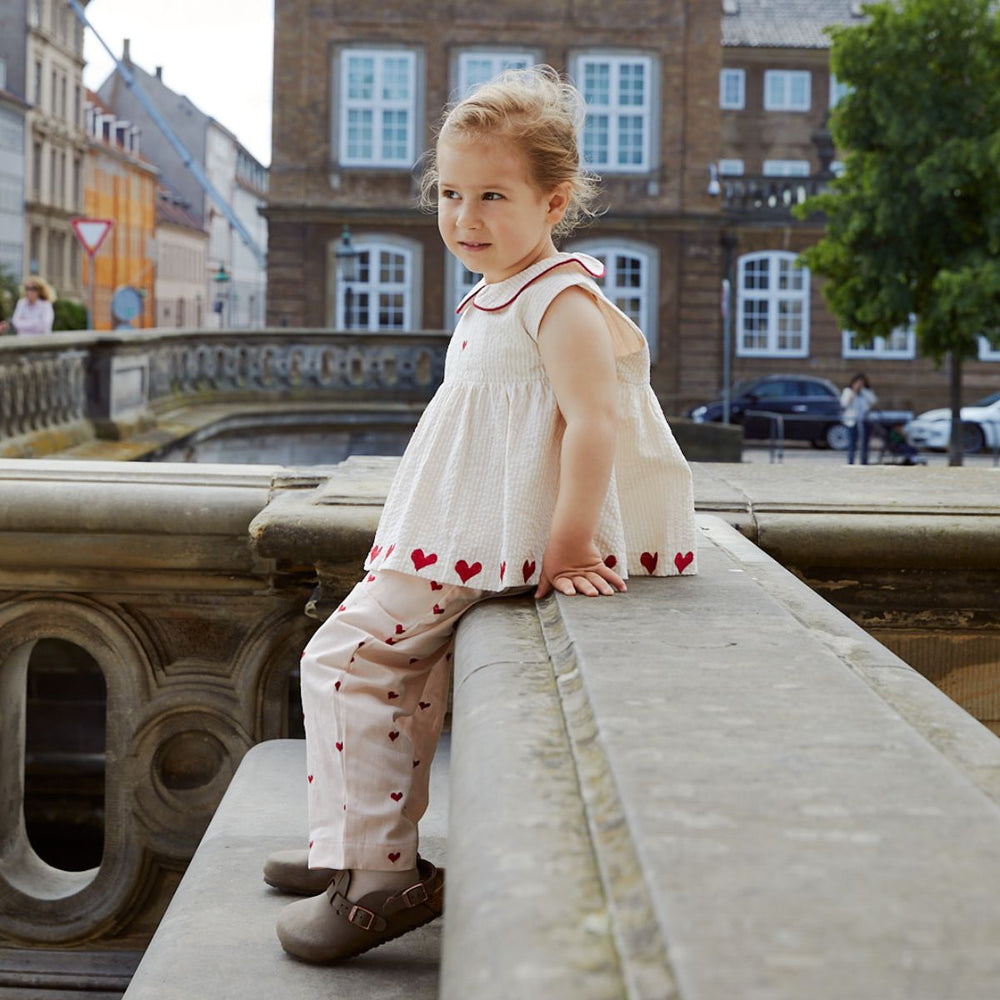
[
  {"x1": 0, "y1": 277, "x2": 55, "y2": 335},
  {"x1": 840, "y1": 373, "x2": 877, "y2": 465}
]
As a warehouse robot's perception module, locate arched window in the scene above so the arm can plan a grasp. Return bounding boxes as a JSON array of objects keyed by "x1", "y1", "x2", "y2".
[
  {"x1": 736, "y1": 251, "x2": 810, "y2": 357},
  {"x1": 570, "y1": 241, "x2": 658, "y2": 356},
  {"x1": 330, "y1": 237, "x2": 420, "y2": 331}
]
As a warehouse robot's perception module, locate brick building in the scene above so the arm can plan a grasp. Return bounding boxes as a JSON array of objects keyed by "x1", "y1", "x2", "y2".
[
  {"x1": 720, "y1": 0, "x2": 999, "y2": 412},
  {"x1": 266, "y1": 0, "x2": 724, "y2": 412},
  {"x1": 267, "y1": 0, "x2": 999, "y2": 416}
]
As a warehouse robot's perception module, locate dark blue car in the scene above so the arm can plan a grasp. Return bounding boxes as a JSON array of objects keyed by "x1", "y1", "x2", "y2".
[{"x1": 687, "y1": 374, "x2": 848, "y2": 449}]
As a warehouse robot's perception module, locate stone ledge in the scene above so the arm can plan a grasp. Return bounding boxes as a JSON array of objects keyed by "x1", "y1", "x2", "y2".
[{"x1": 447, "y1": 514, "x2": 1000, "y2": 999}]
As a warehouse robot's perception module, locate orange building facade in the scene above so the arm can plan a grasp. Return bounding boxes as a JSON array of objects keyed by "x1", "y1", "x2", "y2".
[{"x1": 81, "y1": 90, "x2": 158, "y2": 330}]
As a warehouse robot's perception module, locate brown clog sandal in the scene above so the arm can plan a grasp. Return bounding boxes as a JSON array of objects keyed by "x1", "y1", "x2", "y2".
[
  {"x1": 276, "y1": 857, "x2": 445, "y2": 964},
  {"x1": 263, "y1": 849, "x2": 339, "y2": 896}
]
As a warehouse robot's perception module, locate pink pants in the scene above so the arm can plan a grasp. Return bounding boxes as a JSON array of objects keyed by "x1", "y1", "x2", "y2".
[{"x1": 302, "y1": 569, "x2": 491, "y2": 871}]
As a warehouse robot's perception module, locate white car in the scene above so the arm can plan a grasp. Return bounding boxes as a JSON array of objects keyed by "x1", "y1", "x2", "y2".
[{"x1": 904, "y1": 389, "x2": 1000, "y2": 453}]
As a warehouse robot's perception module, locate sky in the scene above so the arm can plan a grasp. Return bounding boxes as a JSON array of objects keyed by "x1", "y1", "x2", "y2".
[{"x1": 81, "y1": 0, "x2": 274, "y2": 166}]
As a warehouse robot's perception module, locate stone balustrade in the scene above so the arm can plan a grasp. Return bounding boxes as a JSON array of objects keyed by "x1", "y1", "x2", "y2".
[
  {"x1": 0, "y1": 328, "x2": 449, "y2": 458},
  {"x1": 722, "y1": 173, "x2": 830, "y2": 217},
  {"x1": 0, "y1": 458, "x2": 330, "y2": 961},
  {"x1": 0, "y1": 337, "x2": 89, "y2": 454}
]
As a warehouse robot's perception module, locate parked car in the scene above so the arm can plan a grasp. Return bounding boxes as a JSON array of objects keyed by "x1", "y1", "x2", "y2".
[
  {"x1": 903, "y1": 389, "x2": 1000, "y2": 453},
  {"x1": 687, "y1": 374, "x2": 849, "y2": 448}
]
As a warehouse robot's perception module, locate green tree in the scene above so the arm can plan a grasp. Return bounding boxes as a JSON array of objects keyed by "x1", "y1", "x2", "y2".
[
  {"x1": 796, "y1": 0, "x2": 1000, "y2": 465},
  {"x1": 0, "y1": 262, "x2": 19, "y2": 329}
]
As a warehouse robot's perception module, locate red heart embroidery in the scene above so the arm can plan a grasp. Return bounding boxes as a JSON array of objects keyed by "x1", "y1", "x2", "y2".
[
  {"x1": 640, "y1": 551, "x2": 659, "y2": 574},
  {"x1": 388, "y1": 852, "x2": 401, "y2": 863},
  {"x1": 430, "y1": 580, "x2": 443, "y2": 590},
  {"x1": 455, "y1": 559, "x2": 482, "y2": 583},
  {"x1": 386, "y1": 636, "x2": 397, "y2": 645},
  {"x1": 309, "y1": 840, "x2": 314, "y2": 849},
  {"x1": 604, "y1": 555, "x2": 617, "y2": 569},
  {"x1": 335, "y1": 742, "x2": 343, "y2": 751},
  {"x1": 338, "y1": 604, "x2": 346, "y2": 612},
  {"x1": 390, "y1": 792, "x2": 403, "y2": 801},
  {"x1": 307, "y1": 774, "x2": 313, "y2": 783},
  {"x1": 370, "y1": 544, "x2": 382, "y2": 561},
  {"x1": 385, "y1": 544, "x2": 395, "y2": 558},
  {"x1": 367, "y1": 574, "x2": 376, "y2": 582},
  {"x1": 388, "y1": 691, "x2": 399, "y2": 700},
  {"x1": 409, "y1": 657, "x2": 419, "y2": 664},
  {"x1": 419, "y1": 701, "x2": 431, "y2": 710},
  {"x1": 433, "y1": 603, "x2": 444, "y2": 615},
  {"x1": 358, "y1": 640, "x2": 366, "y2": 648},
  {"x1": 395, "y1": 623, "x2": 405, "y2": 634},
  {"x1": 522, "y1": 559, "x2": 536, "y2": 583},
  {"x1": 413, "y1": 760, "x2": 420, "y2": 768},
  {"x1": 335, "y1": 680, "x2": 341, "y2": 691},
  {"x1": 462, "y1": 340, "x2": 468, "y2": 350},
  {"x1": 411, "y1": 548, "x2": 438, "y2": 571},
  {"x1": 500, "y1": 561, "x2": 506, "y2": 581},
  {"x1": 389, "y1": 731, "x2": 399, "y2": 741},
  {"x1": 674, "y1": 551, "x2": 694, "y2": 574}
]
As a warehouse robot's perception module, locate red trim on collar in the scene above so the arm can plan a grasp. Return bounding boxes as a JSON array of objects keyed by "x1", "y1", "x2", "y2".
[{"x1": 454, "y1": 255, "x2": 605, "y2": 315}]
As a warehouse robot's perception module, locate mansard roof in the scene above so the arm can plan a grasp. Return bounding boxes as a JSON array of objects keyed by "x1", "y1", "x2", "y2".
[{"x1": 723, "y1": 0, "x2": 867, "y2": 49}]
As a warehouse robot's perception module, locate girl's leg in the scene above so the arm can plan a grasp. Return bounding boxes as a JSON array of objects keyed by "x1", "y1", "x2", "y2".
[{"x1": 302, "y1": 569, "x2": 486, "y2": 873}]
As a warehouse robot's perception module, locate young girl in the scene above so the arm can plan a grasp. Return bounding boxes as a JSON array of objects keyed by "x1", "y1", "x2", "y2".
[{"x1": 267, "y1": 65, "x2": 698, "y2": 964}]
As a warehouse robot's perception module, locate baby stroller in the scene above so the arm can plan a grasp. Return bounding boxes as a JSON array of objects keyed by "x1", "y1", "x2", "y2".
[{"x1": 874, "y1": 422, "x2": 926, "y2": 465}]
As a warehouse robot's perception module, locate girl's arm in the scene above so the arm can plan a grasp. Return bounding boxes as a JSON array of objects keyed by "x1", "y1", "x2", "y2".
[{"x1": 535, "y1": 286, "x2": 626, "y2": 599}]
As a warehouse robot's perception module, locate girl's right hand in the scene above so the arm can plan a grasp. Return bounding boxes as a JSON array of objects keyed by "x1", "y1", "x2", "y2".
[{"x1": 534, "y1": 538, "x2": 626, "y2": 599}]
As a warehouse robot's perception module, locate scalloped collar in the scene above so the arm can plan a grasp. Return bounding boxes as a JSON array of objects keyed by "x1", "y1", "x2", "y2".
[{"x1": 456, "y1": 252, "x2": 606, "y2": 315}]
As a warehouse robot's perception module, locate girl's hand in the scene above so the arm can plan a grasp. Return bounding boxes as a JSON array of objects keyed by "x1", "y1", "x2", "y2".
[{"x1": 535, "y1": 537, "x2": 626, "y2": 599}]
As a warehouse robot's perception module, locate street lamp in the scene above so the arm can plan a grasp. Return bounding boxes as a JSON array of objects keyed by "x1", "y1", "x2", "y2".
[{"x1": 335, "y1": 225, "x2": 360, "y2": 330}]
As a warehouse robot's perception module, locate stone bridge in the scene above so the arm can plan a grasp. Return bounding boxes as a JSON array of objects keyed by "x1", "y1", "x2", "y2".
[{"x1": 0, "y1": 453, "x2": 999, "y2": 998}]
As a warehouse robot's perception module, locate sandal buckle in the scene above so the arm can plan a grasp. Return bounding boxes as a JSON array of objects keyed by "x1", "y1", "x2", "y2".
[
  {"x1": 348, "y1": 904, "x2": 377, "y2": 930},
  {"x1": 402, "y1": 883, "x2": 429, "y2": 907}
]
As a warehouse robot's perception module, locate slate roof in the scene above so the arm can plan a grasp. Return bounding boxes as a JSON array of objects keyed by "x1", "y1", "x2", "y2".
[{"x1": 723, "y1": 0, "x2": 867, "y2": 48}]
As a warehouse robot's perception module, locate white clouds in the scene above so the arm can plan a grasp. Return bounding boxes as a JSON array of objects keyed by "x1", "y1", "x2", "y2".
[{"x1": 81, "y1": 0, "x2": 273, "y2": 165}]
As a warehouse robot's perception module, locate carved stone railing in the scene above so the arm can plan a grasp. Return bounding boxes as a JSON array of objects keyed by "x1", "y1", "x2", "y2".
[
  {"x1": 0, "y1": 459, "x2": 332, "y2": 955},
  {"x1": 0, "y1": 338, "x2": 90, "y2": 455},
  {"x1": 0, "y1": 329, "x2": 450, "y2": 458},
  {"x1": 722, "y1": 174, "x2": 831, "y2": 217}
]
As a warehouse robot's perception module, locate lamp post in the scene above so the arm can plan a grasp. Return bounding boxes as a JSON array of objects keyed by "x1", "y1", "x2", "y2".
[
  {"x1": 335, "y1": 225, "x2": 359, "y2": 330},
  {"x1": 212, "y1": 263, "x2": 231, "y2": 328}
]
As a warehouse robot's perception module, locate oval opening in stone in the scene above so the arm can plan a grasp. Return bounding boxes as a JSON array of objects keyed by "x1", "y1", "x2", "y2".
[{"x1": 24, "y1": 639, "x2": 106, "y2": 872}]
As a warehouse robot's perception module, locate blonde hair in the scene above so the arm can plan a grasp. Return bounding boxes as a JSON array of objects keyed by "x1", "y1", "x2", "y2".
[
  {"x1": 22, "y1": 276, "x2": 55, "y2": 302},
  {"x1": 421, "y1": 65, "x2": 602, "y2": 239}
]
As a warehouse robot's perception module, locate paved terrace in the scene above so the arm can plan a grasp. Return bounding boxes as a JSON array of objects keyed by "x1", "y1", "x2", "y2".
[{"x1": 115, "y1": 458, "x2": 1000, "y2": 1000}]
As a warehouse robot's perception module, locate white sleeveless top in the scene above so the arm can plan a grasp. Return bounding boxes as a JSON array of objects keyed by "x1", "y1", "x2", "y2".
[{"x1": 364, "y1": 252, "x2": 698, "y2": 591}]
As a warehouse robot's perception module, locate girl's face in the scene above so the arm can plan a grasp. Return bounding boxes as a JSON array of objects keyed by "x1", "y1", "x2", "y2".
[{"x1": 436, "y1": 134, "x2": 569, "y2": 284}]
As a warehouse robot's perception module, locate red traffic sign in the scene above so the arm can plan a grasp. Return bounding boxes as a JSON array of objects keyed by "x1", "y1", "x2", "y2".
[{"x1": 71, "y1": 218, "x2": 113, "y2": 257}]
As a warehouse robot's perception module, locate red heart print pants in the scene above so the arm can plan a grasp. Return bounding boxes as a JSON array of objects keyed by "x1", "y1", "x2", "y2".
[{"x1": 301, "y1": 569, "x2": 490, "y2": 872}]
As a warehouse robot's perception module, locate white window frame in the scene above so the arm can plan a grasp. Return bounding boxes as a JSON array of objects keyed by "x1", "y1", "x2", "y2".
[
  {"x1": 978, "y1": 337, "x2": 1000, "y2": 361},
  {"x1": 569, "y1": 239, "x2": 658, "y2": 357},
  {"x1": 763, "y1": 159, "x2": 811, "y2": 177},
  {"x1": 843, "y1": 321, "x2": 916, "y2": 359},
  {"x1": 718, "y1": 158, "x2": 745, "y2": 176},
  {"x1": 456, "y1": 50, "x2": 535, "y2": 97},
  {"x1": 719, "y1": 68, "x2": 746, "y2": 110},
  {"x1": 339, "y1": 49, "x2": 417, "y2": 168},
  {"x1": 574, "y1": 53, "x2": 655, "y2": 174},
  {"x1": 736, "y1": 251, "x2": 810, "y2": 358},
  {"x1": 331, "y1": 237, "x2": 420, "y2": 331},
  {"x1": 764, "y1": 70, "x2": 812, "y2": 111}
]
